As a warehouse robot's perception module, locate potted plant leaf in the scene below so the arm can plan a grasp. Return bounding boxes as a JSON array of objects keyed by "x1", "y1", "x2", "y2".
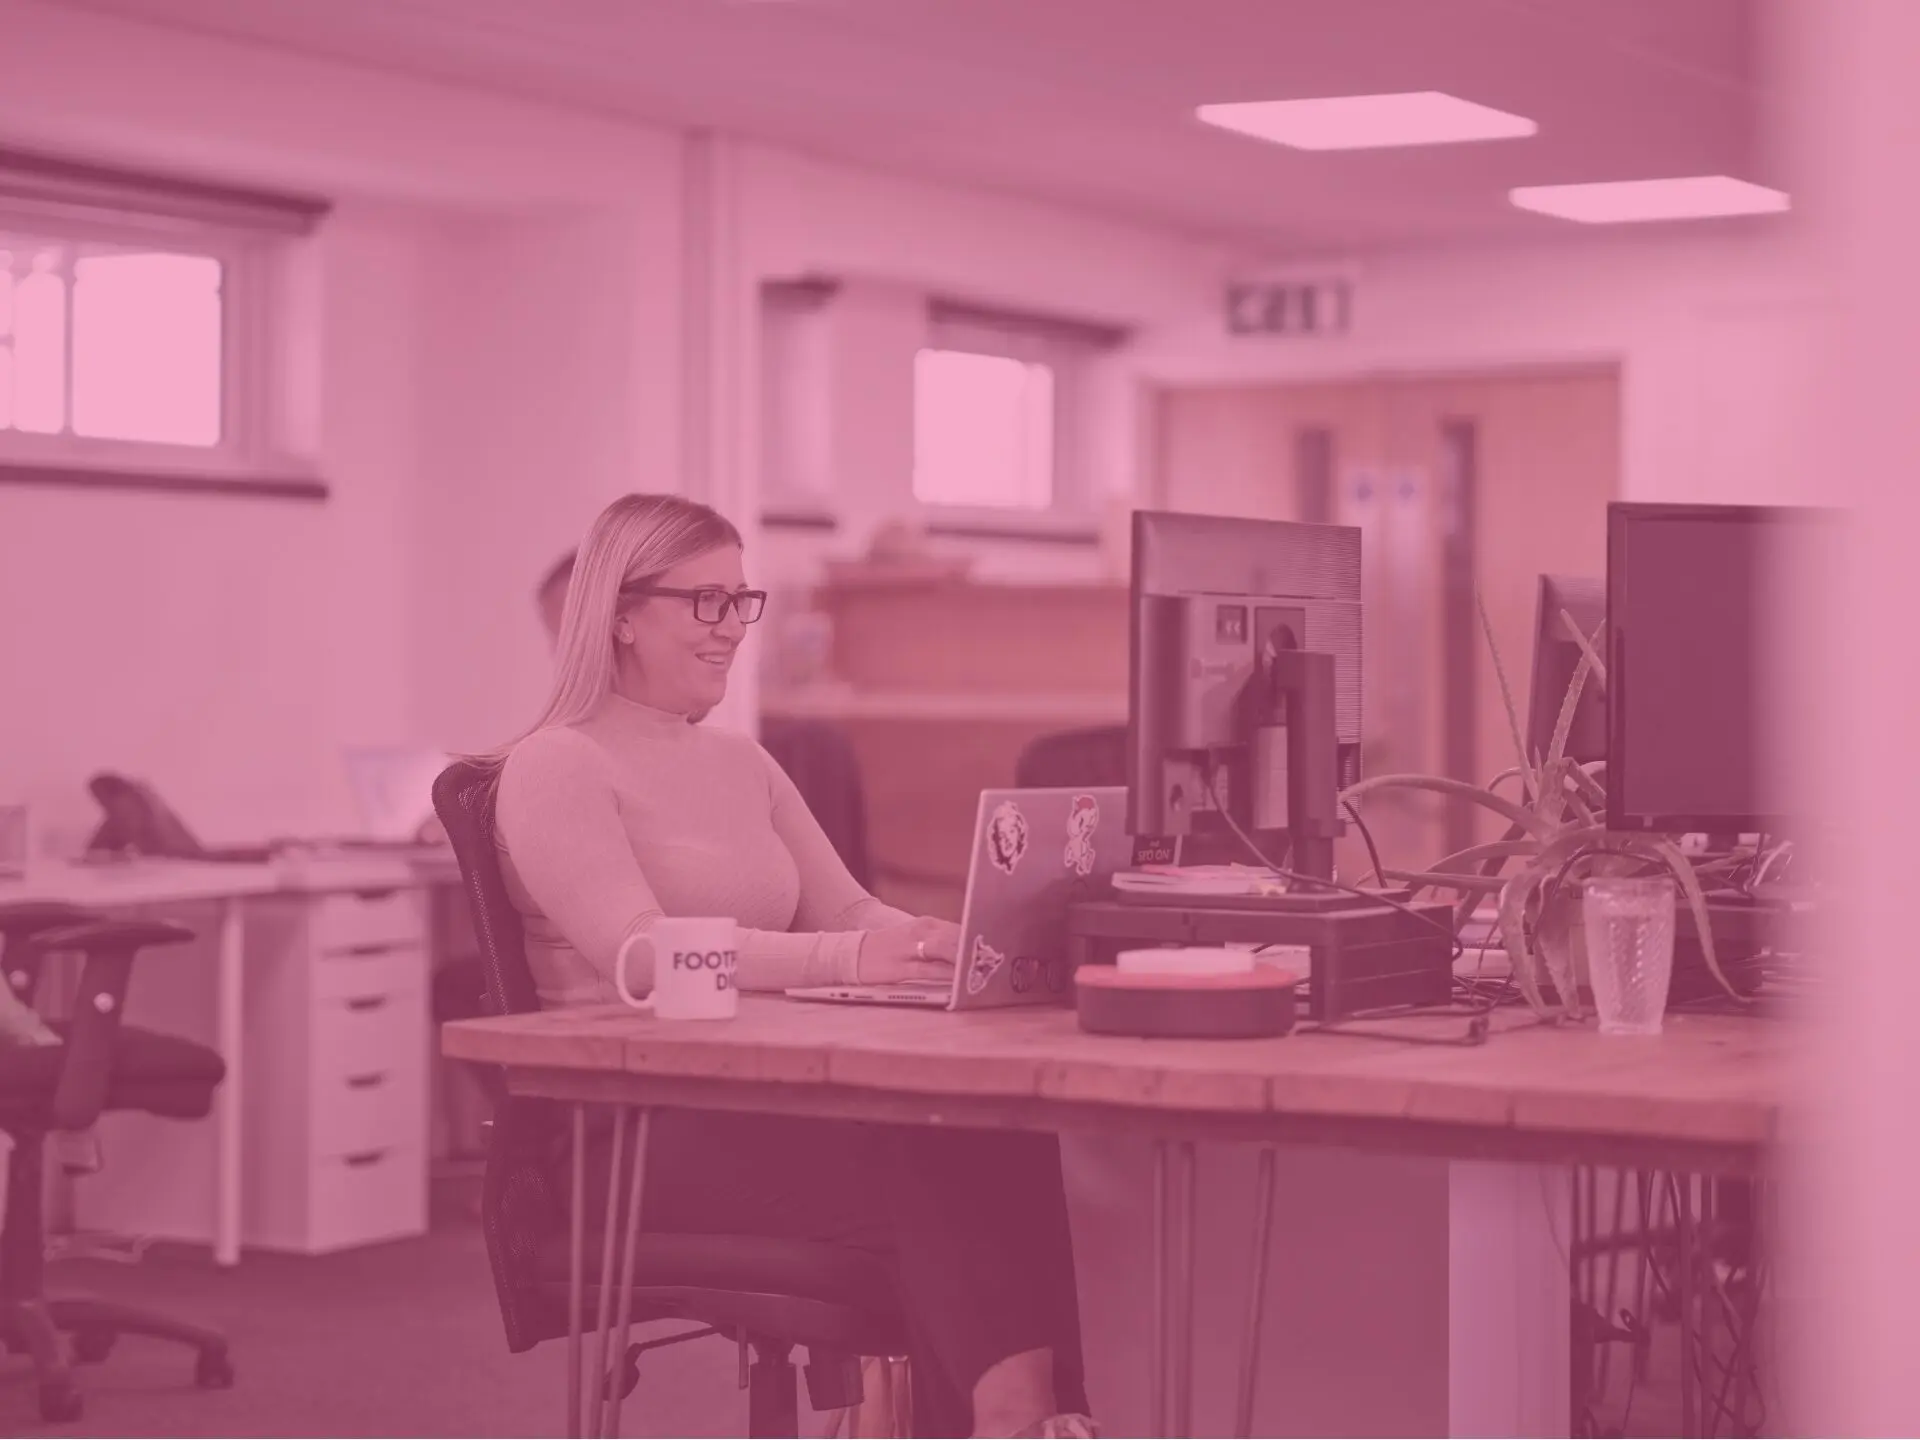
[{"x1": 1338, "y1": 597, "x2": 1748, "y2": 1019}]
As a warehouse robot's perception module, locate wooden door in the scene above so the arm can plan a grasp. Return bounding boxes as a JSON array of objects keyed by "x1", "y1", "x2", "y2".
[{"x1": 1155, "y1": 367, "x2": 1619, "y2": 883}]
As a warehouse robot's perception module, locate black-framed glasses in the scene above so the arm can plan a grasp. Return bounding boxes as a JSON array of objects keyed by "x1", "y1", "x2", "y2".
[{"x1": 624, "y1": 585, "x2": 768, "y2": 625}]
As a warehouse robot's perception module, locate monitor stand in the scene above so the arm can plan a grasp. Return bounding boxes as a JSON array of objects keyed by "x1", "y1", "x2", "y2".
[{"x1": 1114, "y1": 886, "x2": 1403, "y2": 915}]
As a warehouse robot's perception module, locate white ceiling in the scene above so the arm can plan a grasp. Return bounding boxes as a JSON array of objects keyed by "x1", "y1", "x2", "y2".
[{"x1": 56, "y1": 0, "x2": 1761, "y2": 254}]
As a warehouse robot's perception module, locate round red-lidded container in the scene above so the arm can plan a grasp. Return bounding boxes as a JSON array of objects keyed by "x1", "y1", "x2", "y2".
[{"x1": 1074, "y1": 964, "x2": 1300, "y2": 1039}]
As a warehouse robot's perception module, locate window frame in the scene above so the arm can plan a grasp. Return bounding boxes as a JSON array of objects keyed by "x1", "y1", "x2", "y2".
[
  {"x1": 0, "y1": 205, "x2": 295, "y2": 483},
  {"x1": 0, "y1": 147, "x2": 327, "y2": 498},
  {"x1": 912, "y1": 303, "x2": 1114, "y2": 541}
]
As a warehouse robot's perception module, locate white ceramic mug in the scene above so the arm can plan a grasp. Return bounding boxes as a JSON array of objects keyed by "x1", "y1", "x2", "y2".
[{"x1": 616, "y1": 917, "x2": 739, "y2": 1021}]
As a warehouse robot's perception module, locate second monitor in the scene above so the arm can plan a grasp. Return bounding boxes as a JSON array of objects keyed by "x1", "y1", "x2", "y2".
[{"x1": 1525, "y1": 573, "x2": 1607, "y2": 775}]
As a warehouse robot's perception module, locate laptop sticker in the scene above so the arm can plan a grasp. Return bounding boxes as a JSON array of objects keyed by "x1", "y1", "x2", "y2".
[
  {"x1": 966, "y1": 935, "x2": 1008, "y2": 995},
  {"x1": 1132, "y1": 835, "x2": 1178, "y2": 866},
  {"x1": 1011, "y1": 956, "x2": 1040, "y2": 994},
  {"x1": 1064, "y1": 793, "x2": 1101, "y2": 877},
  {"x1": 986, "y1": 800, "x2": 1029, "y2": 876}
]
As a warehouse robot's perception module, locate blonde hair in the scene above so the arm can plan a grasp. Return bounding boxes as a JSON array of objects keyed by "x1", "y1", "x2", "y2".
[{"x1": 478, "y1": 493, "x2": 742, "y2": 766}]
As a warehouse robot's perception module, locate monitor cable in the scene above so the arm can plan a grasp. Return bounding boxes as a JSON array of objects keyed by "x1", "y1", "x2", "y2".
[{"x1": 1200, "y1": 758, "x2": 1490, "y2": 1047}]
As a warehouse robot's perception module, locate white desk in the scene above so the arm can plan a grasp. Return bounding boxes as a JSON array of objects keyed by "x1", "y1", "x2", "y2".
[{"x1": 0, "y1": 851, "x2": 457, "y2": 1266}]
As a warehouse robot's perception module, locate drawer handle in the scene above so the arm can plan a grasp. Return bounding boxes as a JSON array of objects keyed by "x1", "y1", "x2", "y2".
[
  {"x1": 345, "y1": 995, "x2": 389, "y2": 1013},
  {"x1": 337, "y1": 943, "x2": 400, "y2": 959},
  {"x1": 346, "y1": 1072, "x2": 386, "y2": 1090},
  {"x1": 344, "y1": 1149, "x2": 388, "y2": 1168},
  {"x1": 352, "y1": 889, "x2": 399, "y2": 902}
]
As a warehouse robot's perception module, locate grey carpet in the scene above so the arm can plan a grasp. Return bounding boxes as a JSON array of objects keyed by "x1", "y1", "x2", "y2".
[
  {"x1": 0, "y1": 1186, "x2": 1707, "y2": 1438},
  {"x1": 0, "y1": 1194, "x2": 788, "y2": 1438}
]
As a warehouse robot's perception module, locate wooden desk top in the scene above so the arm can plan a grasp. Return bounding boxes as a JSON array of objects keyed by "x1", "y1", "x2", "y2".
[{"x1": 443, "y1": 998, "x2": 1788, "y2": 1175}]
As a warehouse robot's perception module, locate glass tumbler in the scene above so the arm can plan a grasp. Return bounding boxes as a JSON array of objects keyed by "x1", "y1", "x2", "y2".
[{"x1": 1582, "y1": 876, "x2": 1677, "y2": 1036}]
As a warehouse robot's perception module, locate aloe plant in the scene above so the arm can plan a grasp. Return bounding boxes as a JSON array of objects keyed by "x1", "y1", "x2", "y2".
[{"x1": 1338, "y1": 594, "x2": 1746, "y2": 1018}]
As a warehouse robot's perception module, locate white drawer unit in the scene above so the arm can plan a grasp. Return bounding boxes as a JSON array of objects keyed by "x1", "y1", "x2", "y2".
[
  {"x1": 305, "y1": 1144, "x2": 425, "y2": 1255},
  {"x1": 75, "y1": 873, "x2": 433, "y2": 1257},
  {"x1": 310, "y1": 887, "x2": 427, "y2": 956},
  {"x1": 245, "y1": 886, "x2": 430, "y2": 1254}
]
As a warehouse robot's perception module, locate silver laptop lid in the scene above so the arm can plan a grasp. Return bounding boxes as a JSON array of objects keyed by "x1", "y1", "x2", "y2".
[{"x1": 956, "y1": 787, "x2": 1129, "y2": 1008}]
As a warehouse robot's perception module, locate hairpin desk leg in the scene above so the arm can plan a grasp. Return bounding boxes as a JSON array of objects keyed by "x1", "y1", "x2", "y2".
[
  {"x1": 606, "y1": 1109, "x2": 654, "y2": 1438},
  {"x1": 1235, "y1": 1148, "x2": 1278, "y2": 1438},
  {"x1": 568, "y1": 1104, "x2": 587, "y2": 1439},
  {"x1": 588, "y1": 1110, "x2": 630, "y2": 1438},
  {"x1": 1174, "y1": 1140, "x2": 1198, "y2": 1439},
  {"x1": 1152, "y1": 1141, "x2": 1170, "y2": 1438},
  {"x1": 1676, "y1": 1173, "x2": 1698, "y2": 1438}
]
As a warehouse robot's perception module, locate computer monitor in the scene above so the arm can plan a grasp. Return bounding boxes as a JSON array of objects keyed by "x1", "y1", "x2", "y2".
[
  {"x1": 1524, "y1": 574, "x2": 1607, "y2": 776},
  {"x1": 1605, "y1": 502, "x2": 1827, "y2": 835},
  {"x1": 1127, "y1": 509, "x2": 1362, "y2": 879}
]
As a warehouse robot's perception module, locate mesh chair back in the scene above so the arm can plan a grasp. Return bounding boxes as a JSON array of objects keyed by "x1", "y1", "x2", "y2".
[
  {"x1": 1013, "y1": 725, "x2": 1129, "y2": 790},
  {"x1": 431, "y1": 761, "x2": 538, "y2": 1020},
  {"x1": 432, "y1": 759, "x2": 570, "y2": 1352}
]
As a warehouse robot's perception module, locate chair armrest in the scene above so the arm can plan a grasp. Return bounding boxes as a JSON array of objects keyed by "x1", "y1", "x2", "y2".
[
  {"x1": 33, "y1": 919, "x2": 195, "y2": 1130},
  {"x1": 0, "y1": 901, "x2": 101, "y2": 1002}
]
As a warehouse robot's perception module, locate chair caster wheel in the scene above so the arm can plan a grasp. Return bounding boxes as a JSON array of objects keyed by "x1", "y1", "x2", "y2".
[
  {"x1": 195, "y1": 1349, "x2": 235, "y2": 1389},
  {"x1": 38, "y1": 1379, "x2": 83, "y2": 1423},
  {"x1": 600, "y1": 1345, "x2": 641, "y2": 1403},
  {"x1": 73, "y1": 1328, "x2": 117, "y2": 1364}
]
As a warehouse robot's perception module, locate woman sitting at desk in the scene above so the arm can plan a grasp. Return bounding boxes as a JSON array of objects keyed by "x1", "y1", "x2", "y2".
[{"x1": 487, "y1": 493, "x2": 1093, "y2": 1439}]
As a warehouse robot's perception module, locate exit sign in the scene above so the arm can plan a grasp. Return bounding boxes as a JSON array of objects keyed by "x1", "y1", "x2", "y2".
[{"x1": 1225, "y1": 277, "x2": 1353, "y2": 337}]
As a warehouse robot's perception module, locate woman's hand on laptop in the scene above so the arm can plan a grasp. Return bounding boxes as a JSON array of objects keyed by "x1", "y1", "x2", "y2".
[{"x1": 857, "y1": 917, "x2": 960, "y2": 985}]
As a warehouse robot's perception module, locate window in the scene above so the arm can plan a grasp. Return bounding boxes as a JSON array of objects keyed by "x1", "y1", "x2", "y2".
[
  {"x1": 1, "y1": 239, "x2": 224, "y2": 446},
  {"x1": 912, "y1": 348, "x2": 1055, "y2": 510},
  {"x1": 0, "y1": 147, "x2": 327, "y2": 488},
  {"x1": 910, "y1": 299, "x2": 1127, "y2": 531}
]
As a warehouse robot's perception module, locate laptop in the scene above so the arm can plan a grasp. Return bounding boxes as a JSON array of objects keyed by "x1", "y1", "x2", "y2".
[{"x1": 789, "y1": 786, "x2": 1129, "y2": 1011}]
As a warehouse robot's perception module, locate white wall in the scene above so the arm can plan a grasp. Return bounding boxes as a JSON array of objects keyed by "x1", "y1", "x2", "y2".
[
  {"x1": 1139, "y1": 227, "x2": 1815, "y2": 509},
  {"x1": 0, "y1": 0, "x2": 693, "y2": 843},
  {"x1": 739, "y1": 143, "x2": 1230, "y2": 590},
  {"x1": 0, "y1": 201, "x2": 430, "y2": 848},
  {"x1": 408, "y1": 206, "x2": 685, "y2": 757}
]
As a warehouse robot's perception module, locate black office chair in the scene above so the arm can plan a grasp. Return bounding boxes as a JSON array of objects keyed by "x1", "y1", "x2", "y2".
[
  {"x1": 760, "y1": 718, "x2": 874, "y2": 889},
  {"x1": 431, "y1": 761, "x2": 908, "y2": 1437},
  {"x1": 0, "y1": 902, "x2": 234, "y2": 1425},
  {"x1": 1014, "y1": 726, "x2": 1129, "y2": 790}
]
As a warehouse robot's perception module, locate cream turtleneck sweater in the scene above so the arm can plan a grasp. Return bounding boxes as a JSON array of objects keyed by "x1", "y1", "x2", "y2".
[{"x1": 495, "y1": 693, "x2": 912, "y2": 1008}]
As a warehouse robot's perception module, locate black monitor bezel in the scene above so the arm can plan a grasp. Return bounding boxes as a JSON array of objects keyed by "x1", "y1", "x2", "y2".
[{"x1": 1604, "y1": 501, "x2": 1809, "y2": 835}]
